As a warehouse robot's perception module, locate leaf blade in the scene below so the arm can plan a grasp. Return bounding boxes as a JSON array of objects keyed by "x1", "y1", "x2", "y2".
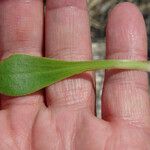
[{"x1": 0, "y1": 54, "x2": 149, "y2": 96}]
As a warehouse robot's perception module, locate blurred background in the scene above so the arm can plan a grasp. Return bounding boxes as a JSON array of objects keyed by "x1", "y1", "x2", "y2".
[{"x1": 44, "y1": 0, "x2": 150, "y2": 115}]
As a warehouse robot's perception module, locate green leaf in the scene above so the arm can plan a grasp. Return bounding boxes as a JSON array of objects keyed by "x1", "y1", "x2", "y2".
[{"x1": 0, "y1": 54, "x2": 150, "y2": 96}]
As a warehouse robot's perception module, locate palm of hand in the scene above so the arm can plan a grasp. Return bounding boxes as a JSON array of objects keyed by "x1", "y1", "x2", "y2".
[
  {"x1": 0, "y1": 105, "x2": 149, "y2": 150},
  {"x1": 0, "y1": 1, "x2": 150, "y2": 150}
]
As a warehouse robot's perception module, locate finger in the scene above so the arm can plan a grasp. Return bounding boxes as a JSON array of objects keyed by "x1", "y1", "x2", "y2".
[
  {"x1": 102, "y1": 2, "x2": 150, "y2": 125},
  {"x1": 45, "y1": 0, "x2": 95, "y2": 112},
  {"x1": 0, "y1": 0, "x2": 44, "y2": 137}
]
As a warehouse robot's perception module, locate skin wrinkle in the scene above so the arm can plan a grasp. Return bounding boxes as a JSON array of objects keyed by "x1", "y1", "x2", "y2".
[
  {"x1": 34, "y1": 109, "x2": 63, "y2": 150},
  {"x1": 1, "y1": 92, "x2": 44, "y2": 109},
  {"x1": 1, "y1": 51, "x2": 41, "y2": 59},
  {"x1": 105, "y1": 121, "x2": 150, "y2": 150},
  {"x1": 70, "y1": 111, "x2": 82, "y2": 150},
  {"x1": 103, "y1": 87, "x2": 150, "y2": 125},
  {"x1": 105, "y1": 71, "x2": 148, "y2": 83},
  {"x1": 2, "y1": 96, "x2": 43, "y2": 149},
  {"x1": 69, "y1": 113, "x2": 81, "y2": 150},
  {"x1": 0, "y1": 1, "x2": 149, "y2": 149},
  {"x1": 7, "y1": 107, "x2": 36, "y2": 149},
  {"x1": 0, "y1": 111, "x2": 18, "y2": 149},
  {"x1": 45, "y1": 8, "x2": 91, "y2": 58},
  {"x1": 53, "y1": 110, "x2": 81, "y2": 150},
  {"x1": 0, "y1": 0, "x2": 43, "y2": 57},
  {"x1": 55, "y1": 125, "x2": 63, "y2": 150},
  {"x1": 45, "y1": 7, "x2": 91, "y2": 52},
  {"x1": 46, "y1": 0, "x2": 87, "y2": 11},
  {"x1": 106, "y1": 8, "x2": 147, "y2": 55},
  {"x1": 47, "y1": 5, "x2": 87, "y2": 12},
  {"x1": 123, "y1": 120, "x2": 149, "y2": 135},
  {"x1": 74, "y1": 113, "x2": 111, "y2": 150},
  {"x1": 103, "y1": 77, "x2": 148, "y2": 116},
  {"x1": 121, "y1": 27, "x2": 136, "y2": 52},
  {"x1": 1, "y1": 98, "x2": 44, "y2": 110},
  {"x1": 104, "y1": 114, "x2": 150, "y2": 128},
  {"x1": 0, "y1": 0, "x2": 43, "y2": 4},
  {"x1": 108, "y1": 85, "x2": 148, "y2": 109},
  {"x1": 50, "y1": 84, "x2": 93, "y2": 106},
  {"x1": 7, "y1": 112, "x2": 19, "y2": 149},
  {"x1": 45, "y1": 4, "x2": 94, "y2": 109},
  {"x1": 104, "y1": 77, "x2": 148, "y2": 92},
  {"x1": 15, "y1": 15, "x2": 33, "y2": 41},
  {"x1": 48, "y1": 48, "x2": 91, "y2": 61},
  {"x1": 106, "y1": 50, "x2": 147, "y2": 59},
  {"x1": 128, "y1": 119, "x2": 150, "y2": 130},
  {"x1": 30, "y1": 107, "x2": 44, "y2": 150}
]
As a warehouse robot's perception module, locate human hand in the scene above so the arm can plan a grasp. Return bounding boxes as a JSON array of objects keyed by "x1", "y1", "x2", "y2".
[{"x1": 0, "y1": 0, "x2": 150, "y2": 149}]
